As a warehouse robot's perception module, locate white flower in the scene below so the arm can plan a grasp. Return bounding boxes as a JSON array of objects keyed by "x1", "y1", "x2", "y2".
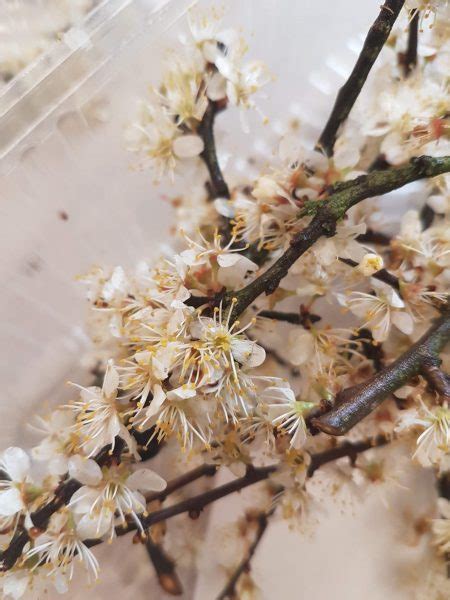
[
  {"x1": 125, "y1": 99, "x2": 203, "y2": 179},
  {"x1": 340, "y1": 281, "x2": 414, "y2": 342},
  {"x1": 68, "y1": 361, "x2": 135, "y2": 457},
  {"x1": 179, "y1": 229, "x2": 258, "y2": 287},
  {"x1": 357, "y1": 253, "x2": 384, "y2": 276},
  {"x1": 187, "y1": 10, "x2": 237, "y2": 65},
  {"x1": 263, "y1": 384, "x2": 314, "y2": 449},
  {"x1": 190, "y1": 304, "x2": 266, "y2": 379},
  {"x1": 0, "y1": 448, "x2": 31, "y2": 522},
  {"x1": 26, "y1": 511, "x2": 99, "y2": 583},
  {"x1": 0, "y1": 569, "x2": 68, "y2": 599},
  {"x1": 31, "y1": 411, "x2": 76, "y2": 476},
  {"x1": 160, "y1": 52, "x2": 208, "y2": 124},
  {"x1": 397, "y1": 402, "x2": 450, "y2": 466},
  {"x1": 313, "y1": 221, "x2": 367, "y2": 267},
  {"x1": 69, "y1": 461, "x2": 166, "y2": 540}
]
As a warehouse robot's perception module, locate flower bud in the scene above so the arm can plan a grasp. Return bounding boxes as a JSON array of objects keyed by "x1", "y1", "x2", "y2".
[{"x1": 358, "y1": 253, "x2": 384, "y2": 276}]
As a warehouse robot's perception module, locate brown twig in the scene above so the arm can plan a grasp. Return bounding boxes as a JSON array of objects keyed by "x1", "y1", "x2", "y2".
[
  {"x1": 357, "y1": 228, "x2": 392, "y2": 246},
  {"x1": 216, "y1": 510, "x2": 274, "y2": 600},
  {"x1": 313, "y1": 309, "x2": 450, "y2": 435},
  {"x1": 145, "y1": 538, "x2": 183, "y2": 596},
  {"x1": 316, "y1": 0, "x2": 405, "y2": 156}
]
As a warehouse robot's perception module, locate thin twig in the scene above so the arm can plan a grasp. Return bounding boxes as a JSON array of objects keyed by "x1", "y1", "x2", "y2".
[
  {"x1": 316, "y1": 0, "x2": 405, "y2": 156},
  {"x1": 313, "y1": 309, "x2": 450, "y2": 435},
  {"x1": 145, "y1": 463, "x2": 217, "y2": 503},
  {"x1": 216, "y1": 510, "x2": 274, "y2": 600}
]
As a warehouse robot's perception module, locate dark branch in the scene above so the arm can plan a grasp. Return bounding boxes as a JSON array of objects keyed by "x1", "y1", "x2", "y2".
[
  {"x1": 313, "y1": 309, "x2": 450, "y2": 435},
  {"x1": 316, "y1": 0, "x2": 405, "y2": 156},
  {"x1": 198, "y1": 101, "x2": 230, "y2": 199}
]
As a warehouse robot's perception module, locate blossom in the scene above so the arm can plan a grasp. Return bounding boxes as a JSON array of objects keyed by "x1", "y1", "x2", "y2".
[
  {"x1": 396, "y1": 402, "x2": 450, "y2": 466},
  {"x1": 312, "y1": 221, "x2": 367, "y2": 267},
  {"x1": 189, "y1": 305, "x2": 266, "y2": 379},
  {"x1": 263, "y1": 384, "x2": 314, "y2": 449},
  {"x1": 179, "y1": 229, "x2": 258, "y2": 287},
  {"x1": 339, "y1": 281, "x2": 414, "y2": 342},
  {"x1": 187, "y1": 9, "x2": 237, "y2": 65},
  {"x1": 69, "y1": 460, "x2": 166, "y2": 540},
  {"x1": 25, "y1": 511, "x2": 99, "y2": 584},
  {"x1": 31, "y1": 411, "x2": 77, "y2": 476},
  {"x1": 357, "y1": 253, "x2": 384, "y2": 276},
  {"x1": 160, "y1": 52, "x2": 208, "y2": 124},
  {"x1": 68, "y1": 361, "x2": 135, "y2": 457},
  {"x1": 0, "y1": 569, "x2": 67, "y2": 599},
  {"x1": 0, "y1": 448, "x2": 32, "y2": 526},
  {"x1": 125, "y1": 98, "x2": 203, "y2": 179}
]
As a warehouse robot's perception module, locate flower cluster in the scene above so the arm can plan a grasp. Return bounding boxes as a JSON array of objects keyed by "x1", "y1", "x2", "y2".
[
  {"x1": 125, "y1": 10, "x2": 269, "y2": 179},
  {"x1": 2, "y1": 4, "x2": 450, "y2": 597}
]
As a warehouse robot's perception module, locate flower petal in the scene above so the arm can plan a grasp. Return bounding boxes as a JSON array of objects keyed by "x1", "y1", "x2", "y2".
[
  {"x1": 2, "y1": 447, "x2": 30, "y2": 482},
  {"x1": 69, "y1": 456, "x2": 103, "y2": 486},
  {"x1": 173, "y1": 135, "x2": 204, "y2": 158},
  {"x1": 0, "y1": 488, "x2": 23, "y2": 516},
  {"x1": 126, "y1": 469, "x2": 167, "y2": 493}
]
